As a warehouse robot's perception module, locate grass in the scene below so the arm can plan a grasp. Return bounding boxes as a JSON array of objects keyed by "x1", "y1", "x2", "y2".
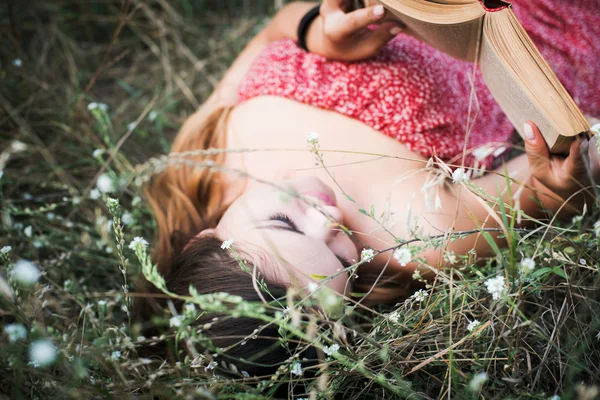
[{"x1": 1, "y1": 0, "x2": 599, "y2": 398}]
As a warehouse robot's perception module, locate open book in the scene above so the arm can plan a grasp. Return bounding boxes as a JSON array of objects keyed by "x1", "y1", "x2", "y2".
[{"x1": 365, "y1": 0, "x2": 591, "y2": 154}]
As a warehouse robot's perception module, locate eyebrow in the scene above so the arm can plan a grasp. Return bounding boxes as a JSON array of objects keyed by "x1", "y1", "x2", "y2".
[{"x1": 255, "y1": 224, "x2": 350, "y2": 268}]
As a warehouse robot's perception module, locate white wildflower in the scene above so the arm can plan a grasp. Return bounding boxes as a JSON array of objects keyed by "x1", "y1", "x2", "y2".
[
  {"x1": 1, "y1": 246, "x2": 11, "y2": 254},
  {"x1": 307, "y1": 282, "x2": 319, "y2": 293},
  {"x1": 591, "y1": 123, "x2": 600, "y2": 136},
  {"x1": 24, "y1": 225, "x2": 33, "y2": 238},
  {"x1": 410, "y1": 289, "x2": 428, "y2": 303},
  {"x1": 88, "y1": 102, "x2": 107, "y2": 111},
  {"x1": 92, "y1": 149, "x2": 104, "y2": 158},
  {"x1": 106, "y1": 197, "x2": 119, "y2": 210},
  {"x1": 89, "y1": 189, "x2": 101, "y2": 200},
  {"x1": 29, "y1": 340, "x2": 56, "y2": 367},
  {"x1": 444, "y1": 250, "x2": 458, "y2": 264},
  {"x1": 468, "y1": 371, "x2": 488, "y2": 392},
  {"x1": 393, "y1": 247, "x2": 411, "y2": 266},
  {"x1": 4, "y1": 323, "x2": 27, "y2": 342},
  {"x1": 12, "y1": 140, "x2": 27, "y2": 152},
  {"x1": 290, "y1": 362, "x2": 303, "y2": 376},
  {"x1": 484, "y1": 275, "x2": 506, "y2": 300},
  {"x1": 580, "y1": 258, "x2": 587, "y2": 265},
  {"x1": 110, "y1": 350, "x2": 121, "y2": 360},
  {"x1": 184, "y1": 303, "x2": 196, "y2": 315},
  {"x1": 451, "y1": 168, "x2": 470, "y2": 184},
  {"x1": 127, "y1": 122, "x2": 137, "y2": 131},
  {"x1": 361, "y1": 248, "x2": 375, "y2": 263},
  {"x1": 32, "y1": 240, "x2": 44, "y2": 249},
  {"x1": 466, "y1": 319, "x2": 481, "y2": 333},
  {"x1": 594, "y1": 220, "x2": 600, "y2": 237},
  {"x1": 169, "y1": 316, "x2": 183, "y2": 328},
  {"x1": 121, "y1": 212, "x2": 133, "y2": 225},
  {"x1": 306, "y1": 131, "x2": 319, "y2": 145},
  {"x1": 520, "y1": 257, "x2": 536, "y2": 272},
  {"x1": 128, "y1": 237, "x2": 149, "y2": 251},
  {"x1": 96, "y1": 174, "x2": 115, "y2": 193},
  {"x1": 205, "y1": 361, "x2": 218, "y2": 371},
  {"x1": 148, "y1": 111, "x2": 158, "y2": 121},
  {"x1": 550, "y1": 395, "x2": 560, "y2": 400},
  {"x1": 387, "y1": 311, "x2": 400, "y2": 323},
  {"x1": 323, "y1": 343, "x2": 340, "y2": 356},
  {"x1": 97, "y1": 300, "x2": 107, "y2": 307},
  {"x1": 12, "y1": 59, "x2": 22, "y2": 67},
  {"x1": 220, "y1": 238, "x2": 233, "y2": 250},
  {"x1": 11, "y1": 260, "x2": 41, "y2": 286}
]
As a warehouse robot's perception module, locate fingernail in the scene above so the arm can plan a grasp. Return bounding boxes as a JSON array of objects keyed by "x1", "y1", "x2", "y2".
[
  {"x1": 374, "y1": 5, "x2": 385, "y2": 16},
  {"x1": 524, "y1": 123, "x2": 534, "y2": 141},
  {"x1": 390, "y1": 27, "x2": 403, "y2": 35}
]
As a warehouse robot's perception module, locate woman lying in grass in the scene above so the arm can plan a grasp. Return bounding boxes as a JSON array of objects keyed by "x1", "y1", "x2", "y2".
[{"x1": 135, "y1": 0, "x2": 599, "y2": 375}]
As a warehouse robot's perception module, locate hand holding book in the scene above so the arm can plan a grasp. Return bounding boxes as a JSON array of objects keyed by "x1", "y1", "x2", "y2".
[
  {"x1": 304, "y1": 0, "x2": 405, "y2": 61},
  {"x1": 363, "y1": 0, "x2": 592, "y2": 154},
  {"x1": 523, "y1": 121, "x2": 597, "y2": 212}
]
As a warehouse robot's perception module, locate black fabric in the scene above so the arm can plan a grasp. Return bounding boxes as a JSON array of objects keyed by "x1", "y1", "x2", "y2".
[{"x1": 297, "y1": 4, "x2": 321, "y2": 52}]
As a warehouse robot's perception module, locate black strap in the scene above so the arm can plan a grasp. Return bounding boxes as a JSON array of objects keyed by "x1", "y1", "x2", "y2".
[{"x1": 297, "y1": 4, "x2": 321, "y2": 52}]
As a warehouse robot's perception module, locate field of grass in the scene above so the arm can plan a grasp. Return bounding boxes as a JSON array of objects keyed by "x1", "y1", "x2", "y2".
[{"x1": 1, "y1": 1, "x2": 600, "y2": 398}]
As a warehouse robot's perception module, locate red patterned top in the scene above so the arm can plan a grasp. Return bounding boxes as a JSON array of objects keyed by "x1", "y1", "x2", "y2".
[{"x1": 238, "y1": 0, "x2": 599, "y2": 169}]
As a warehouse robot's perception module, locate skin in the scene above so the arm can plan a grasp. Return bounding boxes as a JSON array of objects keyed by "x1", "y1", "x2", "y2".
[
  {"x1": 192, "y1": 1, "x2": 599, "y2": 293},
  {"x1": 214, "y1": 176, "x2": 358, "y2": 295}
]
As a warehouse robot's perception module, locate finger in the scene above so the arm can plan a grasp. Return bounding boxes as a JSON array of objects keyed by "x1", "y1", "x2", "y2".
[
  {"x1": 588, "y1": 135, "x2": 600, "y2": 180},
  {"x1": 523, "y1": 121, "x2": 553, "y2": 186},
  {"x1": 354, "y1": 21, "x2": 403, "y2": 58},
  {"x1": 321, "y1": 0, "x2": 351, "y2": 15},
  {"x1": 562, "y1": 136, "x2": 589, "y2": 179},
  {"x1": 331, "y1": 4, "x2": 387, "y2": 39}
]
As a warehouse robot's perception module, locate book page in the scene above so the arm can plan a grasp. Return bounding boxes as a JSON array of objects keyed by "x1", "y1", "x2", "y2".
[
  {"x1": 376, "y1": 0, "x2": 485, "y2": 61},
  {"x1": 479, "y1": 9, "x2": 590, "y2": 153}
]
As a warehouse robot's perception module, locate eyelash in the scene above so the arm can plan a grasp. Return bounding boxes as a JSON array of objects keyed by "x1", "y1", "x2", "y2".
[
  {"x1": 338, "y1": 256, "x2": 353, "y2": 269},
  {"x1": 269, "y1": 213, "x2": 352, "y2": 268},
  {"x1": 269, "y1": 213, "x2": 300, "y2": 232}
]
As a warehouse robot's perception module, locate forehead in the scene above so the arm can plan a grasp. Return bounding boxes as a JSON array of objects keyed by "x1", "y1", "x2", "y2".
[{"x1": 229, "y1": 227, "x2": 351, "y2": 294}]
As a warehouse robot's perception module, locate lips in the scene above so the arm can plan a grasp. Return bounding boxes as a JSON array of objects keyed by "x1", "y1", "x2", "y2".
[{"x1": 302, "y1": 190, "x2": 336, "y2": 207}]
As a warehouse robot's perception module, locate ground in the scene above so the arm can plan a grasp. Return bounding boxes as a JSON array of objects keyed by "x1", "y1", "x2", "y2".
[{"x1": 1, "y1": 1, "x2": 599, "y2": 398}]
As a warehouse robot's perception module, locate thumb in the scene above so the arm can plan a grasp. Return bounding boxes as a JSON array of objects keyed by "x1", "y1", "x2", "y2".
[{"x1": 523, "y1": 121, "x2": 552, "y2": 183}]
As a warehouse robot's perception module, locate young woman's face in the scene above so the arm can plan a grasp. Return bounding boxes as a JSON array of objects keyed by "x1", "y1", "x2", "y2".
[{"x1": 215, "y1": 176, "x2": 358, "y2": 294}]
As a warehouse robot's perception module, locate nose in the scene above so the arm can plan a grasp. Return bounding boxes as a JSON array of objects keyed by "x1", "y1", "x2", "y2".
[{"x1": 304, "y1": 205, "x2": 344, "y2": 244}]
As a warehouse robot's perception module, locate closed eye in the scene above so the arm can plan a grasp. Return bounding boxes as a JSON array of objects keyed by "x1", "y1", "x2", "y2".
[
  {"x1": 336, "y1": 255, "x2": 352, "y2": 269},
  {"x1": 266, "y1": 213, "x2": 351, "y2": 268},
  {"x1": 268, "y1": 213, "x2": 303, "y2": 234}
]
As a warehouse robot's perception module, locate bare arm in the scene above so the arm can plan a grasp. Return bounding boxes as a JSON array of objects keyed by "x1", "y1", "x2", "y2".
[{"x1": 422, "y1": 122, "x2": 593, "y2": 265}]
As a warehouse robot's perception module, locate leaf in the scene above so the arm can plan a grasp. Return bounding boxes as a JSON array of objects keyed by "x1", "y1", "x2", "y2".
[
  {"x1": 530, "y1": 267, "x2": 552, "y2": 278},
  {"x1": 310, "y1": 274, "x2": 328, "y2": 281},
  {"x1": 370, "y1": 204, "x2": 375, "y2": 217},
  {"x1": 552, "y1": 268, "x2": 567, "y2": 279},
  {"x1": 359, "y1": 208, "x2": 368, "y2": 216},
  {"x1": 481, "y1": 230, "x2": 503, "y2": 261},
  {"x1": 345, "y1": 194, "x2": 355, "y2": 203},
  {"x1": 350, "y1": 292, "x2": 368, "y2": 298}
]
